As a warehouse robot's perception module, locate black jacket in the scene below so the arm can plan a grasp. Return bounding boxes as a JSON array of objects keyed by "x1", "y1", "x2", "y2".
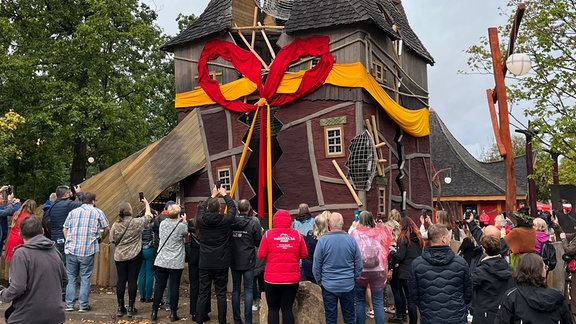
[
  {"x1": 197, "y1": 195, "x2": 236, "y2": 270},
  {"x1": 390, "y1": 232, "x2": 422, "y2": 280},
  {"x1": 495, "y1": 284, "x2": 572, "y2": 324},
  {"x1": 470, "y1": 256, "x2": 514, "y2": 323},
  {"x1": 230, "y1": 214, "x2": 262, "y2": 271},
  {"x1": 408, "y1": 245, "x2": 473, "y2": 324}
]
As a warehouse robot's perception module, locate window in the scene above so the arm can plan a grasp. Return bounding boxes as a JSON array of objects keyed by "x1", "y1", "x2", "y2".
[
  {"x1": 372, "y1": 61, "x2": 386, "y2": 83},
  {"x1": 217, "y1": 168, "x2": 232, "y2": 191},
  {"x1": 324, "y1": 126, "x2": 345, "y2": 158},
  {"x1": 299, "y1": 56, "x2": 321, "y2": 70},
  {"x1": 194, "y1": 71, "x2": 223, "y2": 89},
  {"x1": 378, "y1": 188, "x2": 386, "y2": 214}
]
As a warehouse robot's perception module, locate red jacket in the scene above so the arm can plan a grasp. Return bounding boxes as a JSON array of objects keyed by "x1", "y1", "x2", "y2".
[{"x1": 258, "y1": 210, "x2": 308, "y2": 284}]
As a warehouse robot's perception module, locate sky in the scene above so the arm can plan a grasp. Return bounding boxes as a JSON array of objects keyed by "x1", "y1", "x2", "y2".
[{"x1": 142, "y1": 0, "x2": 524, "y2": 159}]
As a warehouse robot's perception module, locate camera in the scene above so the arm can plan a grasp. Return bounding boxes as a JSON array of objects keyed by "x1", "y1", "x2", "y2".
[
  {"x1": 465, "y1": 208, "x2": 472, "y2": 218},
  {"x1": 456, "y1": 219, "x2": 467, "y2": 229}
]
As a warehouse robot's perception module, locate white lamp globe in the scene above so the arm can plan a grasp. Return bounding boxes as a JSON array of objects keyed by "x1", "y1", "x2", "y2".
[
  {"x1": 444, "y1": 176, "x2": 452, "y2": 184},
  {"x1": 88, "y1": 157, "x2": 95, "y2": 164},
  {"x1": 506, "y1": 53, "x2": 531, "y2": 76}
]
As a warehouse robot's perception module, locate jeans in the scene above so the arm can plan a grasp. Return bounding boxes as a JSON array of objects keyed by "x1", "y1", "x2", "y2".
[
  {"x1": 55, "y1": 241, "x2": 67, "y2": 265},
  {"x1": 232, "y1": 268, "x2": 254, "y2": 324},
  {"x1": 355, "y1": 282, "x2": 384, "y2": 324},
  {"x1": 138, "y1": 247, "x2": 155, "y2": 300},
  {"x1": 65, "y1": 254, "x2": 95, "y2": 309},
  {"x1": 322, "y1": 286, "x2": 355, "y2": 324}
]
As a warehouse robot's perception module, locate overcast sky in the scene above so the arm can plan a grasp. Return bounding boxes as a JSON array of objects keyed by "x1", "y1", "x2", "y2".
[{"x1": 143, "y1": 0, "x2": 524, "y2": 159}]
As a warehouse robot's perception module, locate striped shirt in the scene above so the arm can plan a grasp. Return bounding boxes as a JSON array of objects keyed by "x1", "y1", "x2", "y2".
[{"x1": 64, "y1": 204, "x2": 109, "y2": 257}]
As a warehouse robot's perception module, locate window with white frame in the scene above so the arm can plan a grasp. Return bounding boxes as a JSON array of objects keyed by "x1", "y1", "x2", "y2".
[
  {"x1": 325, "y1": 126, "x2": 345, "y2": 158},
  {"x1": 378, "y1": 187, "x2": 386, "y2": 214},
  {"x1": 217, "y1": 168, "x2": 232, "y2": 191}
]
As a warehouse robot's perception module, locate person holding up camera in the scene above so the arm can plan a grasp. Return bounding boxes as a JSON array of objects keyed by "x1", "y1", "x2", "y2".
[
  {"x1": 110, "y1": 196, "x2": 154, "y2": 318},
  {"x1": 0, "y1": 185, "x2": 21, "y2": 255},
  {"x1": 151, "y1": 203, "x2": 188, "y2": 322},
  {"x1": 195, "y1": 183, "x2": 236, "y2": 324}
]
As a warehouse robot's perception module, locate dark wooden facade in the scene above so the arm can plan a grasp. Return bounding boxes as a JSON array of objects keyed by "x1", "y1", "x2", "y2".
[{"x1": 166, "y1": 0, "x2": 435, "y2": 227}]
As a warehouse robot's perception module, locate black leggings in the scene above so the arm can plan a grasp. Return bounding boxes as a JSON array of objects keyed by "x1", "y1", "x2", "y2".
[
  {"x1": 400, "y1": 278, "x2": 418, "y2": 324},
  {"x1": 265, "y1": 283, "x2": 299, "y2": 324},
  {"x1": 115, "y1": 252, "x2": 143, "y2": 303}
]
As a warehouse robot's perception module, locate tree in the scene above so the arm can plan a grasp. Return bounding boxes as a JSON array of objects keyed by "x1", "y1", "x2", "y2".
[
  {"x1": 480, "y1": 135, "x2": 526, "y2": 163},
  {"x1": 0, "y1": 110, "x2": 25, "y2": 167},
  {"x1": 0, "y1": 0, "x2": 177, "y2": 200},
  {"x1": 467, "y1": 0, "x2": 576, "y2": 162}
]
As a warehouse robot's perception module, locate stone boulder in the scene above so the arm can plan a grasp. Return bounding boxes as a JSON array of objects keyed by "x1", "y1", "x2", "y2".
[{"x1": 260, "y1": 281, "x2": 325, "y2": 323}]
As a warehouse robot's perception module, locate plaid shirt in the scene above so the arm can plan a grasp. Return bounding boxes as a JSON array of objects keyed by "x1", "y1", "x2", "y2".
[{"x1": 64, "y1": 204, "x2": 109, "y2": 257}]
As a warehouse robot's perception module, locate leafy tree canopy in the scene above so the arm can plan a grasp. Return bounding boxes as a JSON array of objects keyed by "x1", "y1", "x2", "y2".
[{"x1": 0, "y1": 0, "x2": 178, "y2": 201}]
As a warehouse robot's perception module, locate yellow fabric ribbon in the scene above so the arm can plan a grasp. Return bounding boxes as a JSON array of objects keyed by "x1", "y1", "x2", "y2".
[{"x1": 175, "y1": 62, "x2": 430, "y2": 137}]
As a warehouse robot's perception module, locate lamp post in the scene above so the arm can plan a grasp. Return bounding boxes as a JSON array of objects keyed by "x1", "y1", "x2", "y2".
[
  {"x1": 515, "y1": 127, "x2": 538, "y2": 217},
  {"x1": 431, "y1": 167, "x2": 452, "y2": 211},
  {"x1": 486, "y1": 3, "x2": 529, "y2": 214}
]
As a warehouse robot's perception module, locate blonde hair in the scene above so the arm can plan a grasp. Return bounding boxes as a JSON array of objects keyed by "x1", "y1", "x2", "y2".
[
  {"x1": 318, "y1": 210, "x2": 332, "y2": 222},
  {"x1": 533, "y1": 217, "x2": 547, "y2": 232},
  {"x1": 167, "y1": 204, "x2": 181, "y2": 219},
  {"x1": 312, "y1": 216, "x2": 328, "y2": 239},
  {"x1": 389, "y1": 209, "x2": 401, "y2": 223},
  {"x1": 494, "y1": 214, "x2": 504, "y2": 224}
]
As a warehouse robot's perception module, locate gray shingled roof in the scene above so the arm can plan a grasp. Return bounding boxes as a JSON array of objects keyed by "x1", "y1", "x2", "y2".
[
  {"x1": 161, "y1": 0, "x2": 232, "y2": 51},
  {"x1": 430, "y1": 110, "x2": 527, "y2": 198},
  {"x1": 162, "y1": 0, "x2": 434, "y2": 65},
  {"x1": 284, "y1": 0, "x2": 434, "y2": 64}
]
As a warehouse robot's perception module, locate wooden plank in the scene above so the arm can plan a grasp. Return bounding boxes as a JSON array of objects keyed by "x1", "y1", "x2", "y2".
[
  {"x1": 81, "y1": 110, "x2": 207, "y2": 226},
  {"x1": 332, "y1": 160, "x2": 363, "y2": 207},
  {"x1": 307, "y1": 120, "x2": 325, "y2": 206}
]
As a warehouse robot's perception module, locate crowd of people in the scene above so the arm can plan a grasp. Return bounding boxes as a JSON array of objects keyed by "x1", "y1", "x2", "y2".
[{"x1": 0, "y1": 183, "x2": 575, "y2": 323}]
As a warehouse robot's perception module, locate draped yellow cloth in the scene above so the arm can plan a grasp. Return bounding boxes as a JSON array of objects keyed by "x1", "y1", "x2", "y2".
[{"x1": 175, "y1": 62, "x2": 430, "y2": 137}]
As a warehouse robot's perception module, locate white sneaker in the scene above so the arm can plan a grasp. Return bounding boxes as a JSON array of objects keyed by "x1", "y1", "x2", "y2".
[{"x1": 252, "y1": 301, "x2": 260, "y2": 311}]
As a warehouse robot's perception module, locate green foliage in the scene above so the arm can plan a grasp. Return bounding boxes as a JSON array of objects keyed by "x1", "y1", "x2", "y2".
[
  {"x1": 176, "y1": 13, "x2": 197, "y2": 33},
  {"x1": 0, "y1": 0, "x2": 178, "y2": 201},
  {"x1": 480, "y1": 135, "x2": 527, "y2": 162},
  {"x1": 468, "y1": 0, "x2": 576, "y2": 197}
]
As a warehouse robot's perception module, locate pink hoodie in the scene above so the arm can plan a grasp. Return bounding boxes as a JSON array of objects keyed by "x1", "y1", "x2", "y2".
[{"x1": 535, "y1": 231, "x2": 550, "y2": 254}]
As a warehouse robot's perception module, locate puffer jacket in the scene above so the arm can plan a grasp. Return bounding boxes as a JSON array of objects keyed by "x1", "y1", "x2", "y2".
[
  {"x1": 495, "y1": 284, "x2": 572, "y2": 324},
  {"x1": 470, "y1": 256, "x2": 514, "y2": 324},
  {"x1": 258, "y1": 209, "x2": 307, "y2": 284},
  {"x1": 408, "y1": 245, "x2": 472, "y2": 324}
]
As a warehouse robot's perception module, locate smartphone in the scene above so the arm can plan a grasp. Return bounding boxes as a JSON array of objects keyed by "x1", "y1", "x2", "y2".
[
  {"x1": 180, "y1": 206, "x2": 185, "y2": 216},
  {"x1": 354, "y1": 210, "x2": 360, "y2": 222},
  {"x1": 6, "y1": 185, "x2": 12, "y2": 196},
  {"x1": 215, "y1": 181, "x2": 222, "y2": 188},
  {"x1": 139, "y1": 192, "x2": 144, "y2": 202}
]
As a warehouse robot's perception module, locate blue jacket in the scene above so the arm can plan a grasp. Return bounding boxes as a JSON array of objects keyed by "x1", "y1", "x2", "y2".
[
  {"x1": 313, "y1": 230, "x2": 362, "y2": 293},
  {"x1": 47, "y1": 198, "x2": 83, "y2": 241},
  {"x1": 409, "y1": 245, "x2": 473, "y2": 324}
]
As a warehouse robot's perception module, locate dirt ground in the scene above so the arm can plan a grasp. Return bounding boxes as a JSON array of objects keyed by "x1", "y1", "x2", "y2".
[{"x1": 0, "y1": 282, "x2": 386, "y2": 323}]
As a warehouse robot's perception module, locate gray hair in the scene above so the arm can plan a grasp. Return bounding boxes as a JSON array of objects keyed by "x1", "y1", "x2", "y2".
[{"x1": 329, "y1": 212, "x2": 344, "y2": 229}]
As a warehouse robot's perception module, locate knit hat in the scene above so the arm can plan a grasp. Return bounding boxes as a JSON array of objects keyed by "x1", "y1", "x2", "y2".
[{"x1": 509, "y1": 207, "x2": 533, "y2": 227}]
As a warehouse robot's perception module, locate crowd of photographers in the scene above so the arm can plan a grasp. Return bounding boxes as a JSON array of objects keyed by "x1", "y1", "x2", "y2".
[{"x1": 1, "y1": 182, "x2": 576, "y2": 323}]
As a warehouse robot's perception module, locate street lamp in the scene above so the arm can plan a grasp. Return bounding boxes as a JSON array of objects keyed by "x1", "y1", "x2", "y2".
[
  {"x1": 486, "y1": 3, "x2": 527, "y2": 214},
  {"x1": 506, "y1": 53, "x2": 531, "y2": 76}
]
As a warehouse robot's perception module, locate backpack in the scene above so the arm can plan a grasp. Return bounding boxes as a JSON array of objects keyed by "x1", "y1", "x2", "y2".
[
  {"x1": 540, "y1": 241, "x2": 557, "y2": 271},
  {"x1": 359, "y1": 234, "x2": 380, "y2": 270}
]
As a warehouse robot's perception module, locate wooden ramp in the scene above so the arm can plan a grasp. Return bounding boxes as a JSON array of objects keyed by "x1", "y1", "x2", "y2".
[{"x1": 80, "y1": 110, "x2": 206, "y2": 224}]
